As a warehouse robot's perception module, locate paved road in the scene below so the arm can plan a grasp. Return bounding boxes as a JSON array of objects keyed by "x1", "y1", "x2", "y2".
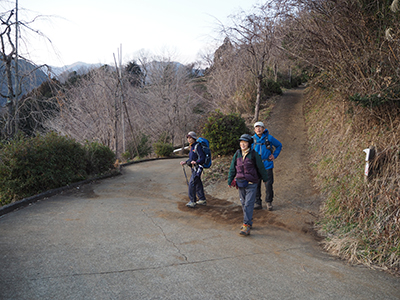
[{"x1": 1, "y1": 158, "x2": 399, "y2": 300}]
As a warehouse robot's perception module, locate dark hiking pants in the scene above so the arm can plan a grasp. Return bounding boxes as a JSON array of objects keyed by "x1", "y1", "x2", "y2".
[
  {"x1": 255, "y1": 168, "x2": 274, "y2": 205},
  {"x1": 188, "y1": 167, "x2": 205, "y2": 202}
]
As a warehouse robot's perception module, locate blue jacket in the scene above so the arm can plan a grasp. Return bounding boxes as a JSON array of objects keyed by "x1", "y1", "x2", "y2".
[
  {"x1": 186, "y1": 141, "x2": 205, "y2": 166},
  {"x1": 252, "y1": 129, "x2": 282, "y2": 169}
]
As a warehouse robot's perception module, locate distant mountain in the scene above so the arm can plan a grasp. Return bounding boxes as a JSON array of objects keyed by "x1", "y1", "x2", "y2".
[
  {"x1": 1, "y1": 60, "x2": 204, "y2": 107},
  {"x1": 50, "y1": 62, "x2": 110, "y2": 84},
  {"x1": 0, "y1": 59, "x2": 48, "y2": 107},
  {"x1": 47, "y1": 61, "x2": 202, "y2": 83},
  {"x1": 47, "y1": 62, "x2": 103, "y2": 77},
  {"x1": 144, "y1": 61, "x2": 204, "y2": 84}
]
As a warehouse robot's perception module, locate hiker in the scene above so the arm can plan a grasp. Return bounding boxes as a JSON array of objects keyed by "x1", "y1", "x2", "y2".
[
  {"x1": 228, "y1": 134, "x2": 269, "y2": 235},
  {"x1": 252, "y1": 121, "x2": 282, "y2": 211},
  {"x1": 180, "y1": 131, "x2": 207, "y2": 208}
]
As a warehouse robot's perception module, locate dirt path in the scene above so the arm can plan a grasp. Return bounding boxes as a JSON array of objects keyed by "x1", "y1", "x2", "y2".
[{"x1": 184, "y1": 87, "x2": 322, "y2": 238}]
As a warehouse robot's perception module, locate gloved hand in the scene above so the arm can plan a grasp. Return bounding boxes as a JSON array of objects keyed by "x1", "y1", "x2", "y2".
[
  {"x1": 195, "y1": 165, "x2": 203, "y2": 177},
  {"x1": 229, "y1": 179, "x2": 238, "y2": 189}
]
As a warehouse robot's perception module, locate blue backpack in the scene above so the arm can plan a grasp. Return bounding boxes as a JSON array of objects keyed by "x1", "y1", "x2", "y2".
[{"x1": 195, "y1": 137, "x2": 212, "y2": 168}]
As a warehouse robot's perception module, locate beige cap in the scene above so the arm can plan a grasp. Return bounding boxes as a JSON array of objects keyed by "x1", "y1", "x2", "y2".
[{"x1": 186, "y1": 131, "x2": 197, "y2": 139}]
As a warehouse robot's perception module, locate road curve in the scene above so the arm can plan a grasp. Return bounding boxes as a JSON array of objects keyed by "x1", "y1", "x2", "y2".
[
  {"x1": 1, "y1": 88, "x2": 399, "y2": 299},
  {"x1": 0, "y1": 160, "x2": 399, "y2": 299}
]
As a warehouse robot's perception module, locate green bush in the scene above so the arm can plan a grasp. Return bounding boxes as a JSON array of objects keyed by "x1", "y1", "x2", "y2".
[
  {"x1": 153, "y1": 132, "x2": 174, "y2": 157},
  {"x1": 0, "y1": 133, "x2": 115, "y2": 206},
  {"x1": 277, "y1": 72, "x2": 305, "y2": 89},
  {"x1": 202, "y1": 110, "x2": 249, "y2": 156},
  {"x1": 84, "y1": 141, "x2": 115, "y2": 175},
  {"x1": 0, "y1": 133, "x2": 86, "y2": 205},
  {"x1": 124, "y1": 133, "x2": 152, "y2": 160},
  {"x1": 121, "y1": 151, "x2": 131, "y2": 161},
  {"x1": 153, "y1": 142, "x2": 174, "y2": 157}
]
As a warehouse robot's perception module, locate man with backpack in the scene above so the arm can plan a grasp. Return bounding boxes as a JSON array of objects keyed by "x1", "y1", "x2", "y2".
[
  {"x1": 180, "y1": 131, "x2": 207, "y2": 208},
  {"x1": 252, "y1": 121, "x2": 282, "y2": 211}
]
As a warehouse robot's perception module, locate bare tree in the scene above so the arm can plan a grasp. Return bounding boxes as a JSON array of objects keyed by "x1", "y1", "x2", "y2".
[
  {"x1": 207, "y1": 38, "x2": 240, "y2": 111},
  {"x1": 222, "y1": 2, "x2": 285, "y2": 121},
  {"x1": 137, "y1": 57, "x2": 205, "y2": 146},
  {"x1": 1, "y1": 2, "x2": 52, "y2": 138},
  {"x1": 45, "y1": 55, "x2": 208, "y2": 157},
  {"x1": 0, "y1": 6, "x2": 18, "y2": 137},
  {"x1": 281, "y1": 0, "x2": 400, "y2": 104},
  {"x1": 45, "y1": 67, "x2": 120, "y2": 149}
]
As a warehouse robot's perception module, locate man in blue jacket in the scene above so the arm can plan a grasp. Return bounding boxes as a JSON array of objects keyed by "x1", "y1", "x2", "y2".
[
  {"x1": 180, "y1": 131, "x2": 206, "y2": 208},
  {"x1": 252, "y1": 121, "x2": 282, "y2": 211}
]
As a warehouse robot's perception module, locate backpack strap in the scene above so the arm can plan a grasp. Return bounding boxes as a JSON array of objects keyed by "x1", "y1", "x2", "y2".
[
  {"x1": 194, "y1": 143, "x2": 200, "y2": 163},
  {"x1": 194, "y1": 143, "x2": 205, "y2": 167},
  {"x1": 235, "y1": 149, "x2": 241, "y2": 158},
  {"x1": 253, "y1": 135, "x2": 274, "y2": 162},
  {"x1": 233, "y1": 149, "x2": 240, "y2": 166},
  {"x1": 253, "y1": 136, "x2": 271, "y2": 146}
]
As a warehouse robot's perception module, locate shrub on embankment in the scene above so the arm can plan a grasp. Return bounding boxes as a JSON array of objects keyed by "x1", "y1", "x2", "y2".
[
  {"x1": 305, "y1": 87, "x2": 400, "y2": 273},
  {"x1": 201, "y1": 110, "x2": 250, "y2": 156},
  {"x1": 0, "y1": 132, "x2": 115, "y2": 206}
]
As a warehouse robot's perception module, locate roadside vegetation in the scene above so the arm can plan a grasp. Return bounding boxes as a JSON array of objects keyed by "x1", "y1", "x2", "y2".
[
  {"x1": 0, "y1": 133, "x2": 115, "y2": 206},
  {"x1": 305, "y1": 87, "x2": 400, "y2": 273},
  {"x1": 290, "y1": 0, "x2": 400, "y2": 274},
  {"x1": 1, "y1": 0, "x2": 399, "y2": 273}
]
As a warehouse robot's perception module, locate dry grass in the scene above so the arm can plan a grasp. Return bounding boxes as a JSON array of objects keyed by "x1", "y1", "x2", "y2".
[
  {"x1": 305, "y1": 86, "x2": 400, "y2": 274},
  {"x1": 202, "y1": 155, "x2": 232, "y2": 186}
]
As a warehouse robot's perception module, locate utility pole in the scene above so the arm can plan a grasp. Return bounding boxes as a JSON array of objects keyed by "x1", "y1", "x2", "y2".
[
  {"x1": 119, "y1": 44, "x2": 125, "y2": 154},
  {"x1": 14, "y1": 0, "x2": 19, "y2": 135},
  {"x1": 113, "y1": 53, "x2": 119, "y2": 159},
  {"x1": 113, "y1": 48, "x2": 137, "y2": 159}
]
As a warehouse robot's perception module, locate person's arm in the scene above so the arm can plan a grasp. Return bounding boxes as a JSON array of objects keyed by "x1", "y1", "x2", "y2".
[
  {"x1": 270, "y1": 135, "x2": 282, "y2": 159},
  {"x1": 228, "y1": 151, "x2": 238, "y2": 186},
  {"x1": 181, "y1": 145, "x2": 194, "y2": 166}
]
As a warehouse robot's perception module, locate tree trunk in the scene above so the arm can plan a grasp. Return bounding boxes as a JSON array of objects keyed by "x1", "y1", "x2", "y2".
[
  {"x1": 5, "y1": 58, "x2": 15, "y2": 137},
  {"x1": 253, "y1": 74, "x2": 263, "y2": 122}
]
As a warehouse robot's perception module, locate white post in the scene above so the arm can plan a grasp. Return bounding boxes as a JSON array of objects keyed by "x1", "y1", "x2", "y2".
[{"x1": 363, "y1": 148, "x2": 370, "y2": 178}]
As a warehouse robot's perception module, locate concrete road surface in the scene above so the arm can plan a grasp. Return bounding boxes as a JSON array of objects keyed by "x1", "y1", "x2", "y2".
[{"x1": 0, "y1": 159, "x2": 399, "y2": 300}]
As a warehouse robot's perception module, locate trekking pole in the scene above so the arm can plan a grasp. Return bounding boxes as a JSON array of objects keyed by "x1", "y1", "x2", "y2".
[{"x1": 182, "y1": 165, "x2": 189, "y2": 186}]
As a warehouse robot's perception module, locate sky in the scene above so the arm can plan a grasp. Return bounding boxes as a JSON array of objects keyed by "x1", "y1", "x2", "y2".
[{"x1": 7, "y1": 0, "x2": 261, "y2": 67}]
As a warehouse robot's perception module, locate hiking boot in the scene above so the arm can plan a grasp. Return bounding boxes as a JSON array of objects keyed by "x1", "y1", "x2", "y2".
[
  {"x1": 186, "y1": 201, "x2": 196, "y2": 208},
  {"x1": 266, "y1": 202, "x2": 273, "y2": 211},
  {"x1": 196, "y1": 199, "x2": 207, "y2": 206},
  {"x1": 254, "y1": 203, "x2": 262, "y2": 210},
  {"x1": 240, "y1": 224, "x2": 251, "y2": 235}
]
